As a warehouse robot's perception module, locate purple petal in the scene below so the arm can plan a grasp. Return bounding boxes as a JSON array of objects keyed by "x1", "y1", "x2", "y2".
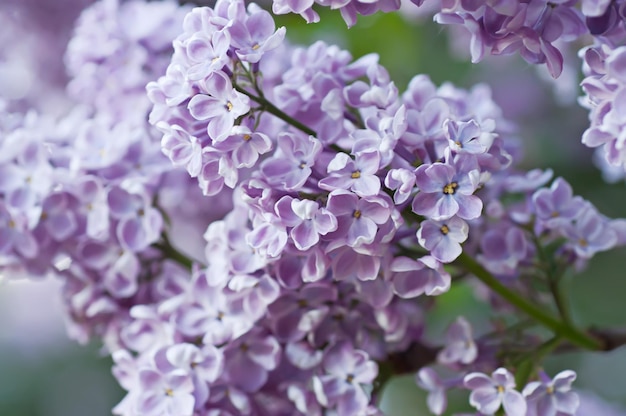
[
  {"x1": 502, "y1": 389, "x2": 527, "y2": 416},
  {"x1": 464, "y1": 373, "x2": 494, "y2": 390},
  {"x1": 469, "y1": 389, "x2": 501, "y2": 415}
]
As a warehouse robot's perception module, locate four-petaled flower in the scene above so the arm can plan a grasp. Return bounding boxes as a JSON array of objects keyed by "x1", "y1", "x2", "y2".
[{"x1": 464, "y1": 368, "x2": 527, "y2": 416}]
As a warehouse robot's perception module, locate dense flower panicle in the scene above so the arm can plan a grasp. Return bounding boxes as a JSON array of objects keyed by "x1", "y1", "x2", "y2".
[
  {"x1": 148, "y1": 0, "x2": 289, "y2": 195},
  {"x1": 0, "y1": 109, "x2": 60, "y2": 273},
  {"x1": 583, "y1": 0, "x2": 626, "y2": 35},
  {"x1": 452, "y1": 157, "x2": 621, "y2": 282},
  {"x1": 3, "y1": 0, "x2": 626, "y2": 414},
  {"x1": 109, "y1": 1, "x2": 626, "y2": 411},
  {"x1": 580, "y1": 39, "x2": 626, "y2": 175},
  {"x1": 416, "y1": 366, "x2": 586, "y2": 416},
  {"x1": 271, "y1": 0, "x2": 401, "y2": 26},
  {"x1": 65, "y1": 0, "x2": 189, "y2": 123},
  {"x1": 0, "y1": 0, "x2": 231, "y2": 349},
  {"x1": 432, "y1": 0, "x2": 588, "y2": 78}
]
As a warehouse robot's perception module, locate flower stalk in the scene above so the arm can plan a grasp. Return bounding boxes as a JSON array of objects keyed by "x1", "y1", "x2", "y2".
[{"x1": 456, "y1": 252, "x2": 604, "y2": 351}]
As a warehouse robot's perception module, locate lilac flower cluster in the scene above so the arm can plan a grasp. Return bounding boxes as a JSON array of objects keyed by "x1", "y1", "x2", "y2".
[
  {"x1": 256, "y1": 0, "x2": 626, "y2": 182},
  {"x1": 65, "y1": 0, "x2": 188, "y2": 122},
  {"x1": 417, "y1": 318, "x2": 580, "y2": 415},
  {"x1": 268, "y1": 0, "x2": 621, "y2": 79},
  {"x1": 3, "y1": 0, "x2": 626, "y2": 415},
  {"x1": 580, "y1": 29, "x2": 626, "y2": 176},
  {"x1": 0, "y1": 0, "x2": 228, "y2": 345},
  {"x1": 271, "y1": 0, "x2": 401, "y2": 26},
  {"x1": 424, "y1": 0, "x2": 626, "y2": 181},
  {"x1": 133, "y1": 1, "x2": 626, "y2": 414},
  {"x1": 147, "y1": 1, "x2": 287, "y2": 194},
  {"x1": 432, "y1": 0, "x2": 588, "y2": 78},
  {"x1": 411, "y1": 168, "x2": 622, "y2": 413}
]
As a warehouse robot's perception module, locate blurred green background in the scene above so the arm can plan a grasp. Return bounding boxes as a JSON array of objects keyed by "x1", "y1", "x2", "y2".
[{"x1": 2, "y1": 4, "x2": 626, "y2": 416}]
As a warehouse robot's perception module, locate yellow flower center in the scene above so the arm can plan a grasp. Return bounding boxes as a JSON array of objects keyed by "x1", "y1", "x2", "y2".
[
  {"x1": 440, "y1": 225, "x2": 449, "y2": 235},
  {"x1": 443, "y1": 182, "x2": 458, "y2": 195},
  {"x1": 351, "y1": 170, "x2": 361, "y2": 179},
  {"x1": 353, "y1": 210, "x2": 362, "y2": 219}
]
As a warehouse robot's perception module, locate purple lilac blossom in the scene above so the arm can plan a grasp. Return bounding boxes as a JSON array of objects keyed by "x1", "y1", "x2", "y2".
[
  {"x1": 532, "y1": 177, "x2": 585, "y2": 228},
  {"x1": 417, "y1": 216, "x2": 469, "y2": 263},
  {"x1": 437, "y1": 316, "x2": 478, "y2": 366},
  {"x1": 188, "y1": 72, "x2": 251, "y2": 141},
  {"x1": 148, "y1": 0, "x2": 287, "y2": 195},
  {"x1": 0, "y1": 0, "x2": 232, "y2": 353},
  {"x1": 415, "y1": 368, "x2": 455, "y2": 416},
  {"x1": 391, "y1": 255, "x2": 451, "y2": 298},
  {"x1": 260, "y1": 132, "x2": 323, "y2": 191},
  {"x1": 477, "y1": 225, "x2": 529, "y2": 278},
  {"x1": 312, "y1": 341, "x2": 378, "y2": 415},
  {"x1": 385, "y1": 168, "x2": 416, "y2": 204},
  {"x1": 561, "y1": 203, "x2": 617, "y2": 259},
  {"x1": 412, "y1": 155, "x2": 483, "y2": 221},
  {"x1": 464, "y1": 367, "x2": 527, "y2": 416},
  {"x1": 271, "y1": 0, "x2": 401, "y2": 27},
  {"x1": 432, "y1": 0, "x2": 587, "y2": 78},
  {"x1": 275, "y1": 196, "x2": 338, "y2": 251},
  {"x1": 66, "y1": 0, "x2": 187, "y2": 123},
  {"x1": 523, "y1": 370, "x2": 579, "y2": 416},
  {"x1": 580, "y1": 41, "x2": 626, "y2": 174},
  {"x1": 326, "y1": 190, "x2": 392, "y2": 248},
  {"x1": 319, "y1": 151, "x2": 382, "y2": 197}
]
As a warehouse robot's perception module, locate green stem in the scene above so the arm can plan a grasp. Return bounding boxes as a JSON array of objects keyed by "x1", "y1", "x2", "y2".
[
  {"x1": 153, "y1": 233, "x2": 195, "y2": 271},
  {"x1": 548, "y1": 276, "x2": 573, "y2": 326},
  {"x1": 233, "y1": 84, "x2": 317, "y2": 137},
  {"x1": 514, "y1": 336, "x2": 563, "y2": 387},
  {"x1": 479, "y1": 319, "x2": 537, "y2": 342},
  {"x1": 456, "y1": 252, "x2": 603, "y2": 351},
  {"x1": 531, "y1": 234, "x2": 573, "y2": 325}
]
